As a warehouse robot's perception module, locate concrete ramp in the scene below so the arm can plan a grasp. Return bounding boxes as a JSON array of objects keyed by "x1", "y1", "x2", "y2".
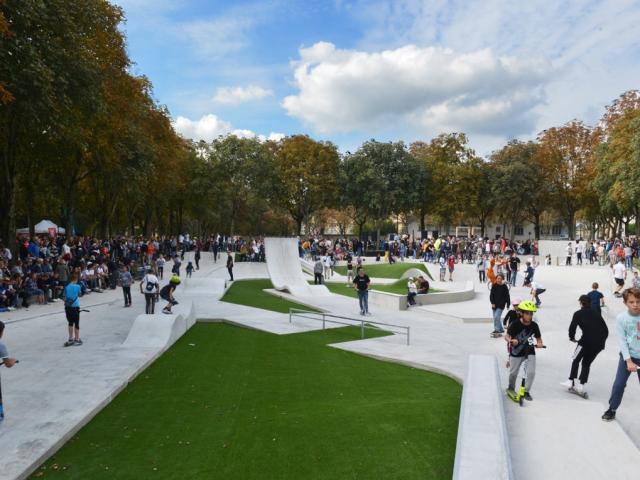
[
  {"x1": 123, "y1": 301, "x2": 195, "y2": 350},
  {"x1": 265, "y1": 237, "x2": 330, "y2": 296}
]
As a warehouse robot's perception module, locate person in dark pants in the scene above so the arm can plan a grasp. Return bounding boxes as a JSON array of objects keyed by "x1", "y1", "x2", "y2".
[
  {"x1": 353, "y1": 267, "x2": 371, "y2": 315},
  {"x1": 602, "y1": 288, "x2": 640, "y2": 421},
  {"x1": 562, "y1": 295, "x2": 609, "y2": 396},
  {"x1": 194, "y1": 248, "x2": 201, "y2": 270},
  {"x1": 140, "y1": 269, "x2": 159, "y2": 314},
  {"x1": 212, "y1": 240, "x2": 219, "y2": 263},
  {"x1": 63, "y1": 274, "x2": 82, "y2": 347},
  {"x1": 313, "y1": 258, "x2": 323, "y2": 284},
  {"x1": 490, "y1": 274, "x2": 510, "y2": 337},
  {"x1": 226, "y1": 252, "x2": 234, "y2": 281},
  {"x1": 120, "y1": 265, "x2": 133, "y2": 307}
]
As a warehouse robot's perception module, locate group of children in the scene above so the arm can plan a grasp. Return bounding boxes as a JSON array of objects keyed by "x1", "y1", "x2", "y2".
[{"x1": 501, "y1": 282, "x2": 639, "y2": 422}]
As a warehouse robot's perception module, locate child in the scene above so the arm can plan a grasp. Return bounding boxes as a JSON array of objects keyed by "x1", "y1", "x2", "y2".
[
  {"x1": 530, "y1": 280, "x2": 546, "y2": 307},
  {"x1": 562, "y1": 295, "x2": 608, "y2": 397},
  {"x1": 503, "y1": 299, "x2": 521, "y2": 329},
  {"x1": 0, "y1": 320, "x2": 18, "y2": 422},
  {"x1": 633, "y1": 271, "x2": 640, "y2": 289},
  {"x1": 160, "y1": 275, "x2": 181, "y2": 314},
  {"x1": 439, "y1": 255, "x2": 446, "y2": 282},
  {"x1": 120, "y1": 265, "x2": 133, "y2": 307},
  {"x1": 586, "y1": 282, "x2": 605, "y2": 314},
  {"x1": 447, "y1": 255, "x2": 455, "y2": 281},
  {"x1": 186, "y1": 261, "x2": 194, "y2": 278},
  {"x1": 601, "y1": 287, "x2": 640, "y2": 421},
  {"x1": 407, "y1": 277, "x2": 418, "y2": 307},
  {"x1": 346, "y1": 257, "x2": 354, "y2": 287},
  {"x1": 156, "y1": 254, "x2": 165, "y2": 280},
  {"x1": 477, "y1": 255, "x2": 486, "y2": 283},
  {"x1": 505, "y1": 300, "x2": 545, "y2": 401},
  {"x1": 63, "y1": 274, "x2": 83, "y2": 347}
]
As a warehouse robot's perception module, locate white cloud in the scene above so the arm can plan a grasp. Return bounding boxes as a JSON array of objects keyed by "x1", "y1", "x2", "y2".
[
  {"x1": 173, "y1": 114, "x2": 284, "y2": 143},
  {"x1": 213, "y1": 85, "x2": 274, "y2": 105},
  {"x1": 283, "y1": 42, "x2": 551, "y2": 135}
]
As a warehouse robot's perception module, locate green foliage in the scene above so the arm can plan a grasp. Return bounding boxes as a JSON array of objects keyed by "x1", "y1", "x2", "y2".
[{"x1": 33, "y1": 323, "x2": 460, "y2": 480}]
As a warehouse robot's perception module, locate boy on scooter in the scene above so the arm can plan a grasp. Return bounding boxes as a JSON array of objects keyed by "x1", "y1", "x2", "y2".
[{"x1": 505, "y1": 300, "x2": 545, "y2": 401}]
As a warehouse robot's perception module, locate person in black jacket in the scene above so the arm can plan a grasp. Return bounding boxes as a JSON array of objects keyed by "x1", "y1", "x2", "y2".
[
  {"x1": 490, "y1": 274, "x2": 510, "y2": 337},
  {"x1": 563, "y1": 294, "x2": 609, "y2": 396}
]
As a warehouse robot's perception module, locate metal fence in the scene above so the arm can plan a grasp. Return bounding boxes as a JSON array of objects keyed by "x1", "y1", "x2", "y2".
[{"x1": 288, "y1": 308, "x2": 411, "y2": 345}]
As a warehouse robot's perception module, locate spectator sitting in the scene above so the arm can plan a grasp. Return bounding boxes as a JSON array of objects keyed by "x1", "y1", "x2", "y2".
[
  {"x1": 407, "y1": 277, "x2": 418, "y2": 306},
  {"x1": 417, "y1": 276, "x2": 430, "y2": 294},
  {"x1": 25, "y1": 272, "x2": 45, "y2": 305}
]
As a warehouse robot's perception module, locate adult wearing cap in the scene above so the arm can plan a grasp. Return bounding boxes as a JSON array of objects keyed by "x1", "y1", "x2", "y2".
[{"x1": 561, "y1": 294, "x2": 609, "y2": 396}]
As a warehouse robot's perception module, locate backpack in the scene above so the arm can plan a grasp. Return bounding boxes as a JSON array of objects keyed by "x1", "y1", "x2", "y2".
[{"x1": 145, "y1": 277, "x2": 156, "y2": 292}]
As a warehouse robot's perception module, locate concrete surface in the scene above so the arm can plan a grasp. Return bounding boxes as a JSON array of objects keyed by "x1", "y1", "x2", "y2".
[{"x1": 1, "y1": 253, "x2": 639, "y2": 480}]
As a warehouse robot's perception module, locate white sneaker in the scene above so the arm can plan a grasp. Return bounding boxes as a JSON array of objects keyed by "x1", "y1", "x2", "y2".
[
  {"x1": 560, "y1": 380, "x2": 574, "y2": 389},
  {"x1": 575, "y1": 384, "x2": 585, "y2": 394}
]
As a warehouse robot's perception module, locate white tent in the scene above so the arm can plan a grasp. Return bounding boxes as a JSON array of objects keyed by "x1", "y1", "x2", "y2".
[{"x1": 16, "y1": 219, "x2": 65, "y2": 235}]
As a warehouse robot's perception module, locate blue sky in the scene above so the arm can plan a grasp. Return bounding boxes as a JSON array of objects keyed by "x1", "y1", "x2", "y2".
[{"x1": 115, "y1": 0, "x2": 640, "y2": 156}]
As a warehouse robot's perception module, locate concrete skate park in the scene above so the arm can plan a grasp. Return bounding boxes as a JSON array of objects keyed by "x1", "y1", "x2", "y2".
[{"x1": 1, "y1": 239, "x2": 639, "y2": 480}]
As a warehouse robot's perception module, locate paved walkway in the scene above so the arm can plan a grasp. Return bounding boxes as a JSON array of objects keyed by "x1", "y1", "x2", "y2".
[{"x1": 0, "y1": 254, "x2": 638, "y2": 479}]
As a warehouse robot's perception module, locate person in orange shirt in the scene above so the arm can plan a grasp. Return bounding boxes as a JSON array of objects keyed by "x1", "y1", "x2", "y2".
[
  {"x1": 487, "y1": 256, "x2": 497, "y2": 286},
  {"x1": 147, "y1": 241, "x2": 155, "y2": 264}
]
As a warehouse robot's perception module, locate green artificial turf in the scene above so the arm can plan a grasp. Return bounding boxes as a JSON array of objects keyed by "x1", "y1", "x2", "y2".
[
  {"x1": 33, "y1": 324, "x2": 461, "y2": 480},
  {"x1": 335, "y1": 262, "x2": 434, "y2": 280},
  {"x1": 221, "y1": 279, "x2": 320, "y2": 313},
  {"x1": 320, "y1": 280, "x2": 440, "y2": 298}
]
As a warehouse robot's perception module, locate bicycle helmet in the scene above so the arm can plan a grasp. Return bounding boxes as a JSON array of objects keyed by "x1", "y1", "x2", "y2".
[
  {"x1": 169, "y1": 275, "x2": 181, "y2": 285},
  {"x1": 517, "y1": 300, "x2": 537, "y2": 312},
  {"x1": 511, "y1": 298, "x2": 521, "y2": 306}
]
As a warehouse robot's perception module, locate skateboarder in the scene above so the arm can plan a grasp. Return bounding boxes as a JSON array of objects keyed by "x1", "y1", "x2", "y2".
[
  {"x1": 226, "y1": 252, "x2": 234, "y2": 282},
  {"x1": 562, "y1": 295, "x2": 608, "y2": 397},
  {"x1": 160, "y1": 276, "x2": 181, "y2": 315},
  {"x1": 602, "y1": 287, "x2": 640, "y2": 421},
  {"x1": 0, "y1": 321, "x2": 18, "y2": 422}
]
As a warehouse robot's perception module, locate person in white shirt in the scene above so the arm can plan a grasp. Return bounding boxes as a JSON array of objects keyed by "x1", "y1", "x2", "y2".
[
  {"x1": 407, "y1": 277, "x2": 418, "y2": 306},
  {"x1": 530, "y1": 281, "x2": 546, "y2": 308},
  {"x1": 613, "y1": 259, "x2": 627, "y2": 297},
  {"x1": 566, "y1": 242, "x2": 573, "y2": 266},
  {"x1": 323, "y1": 254, "x2": 332, "y2": 279},
  {"x1": 140, "y1": 270, "x2": 160, "y2": 314}
]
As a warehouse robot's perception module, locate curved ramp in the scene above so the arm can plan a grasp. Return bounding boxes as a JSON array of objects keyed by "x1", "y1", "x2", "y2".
[
  {"x1": 265, "y1": 237, "x2": 330, "y2": 297},
  {"x1": 123, "y1": 301, "x2": 195, "y2": 350}
]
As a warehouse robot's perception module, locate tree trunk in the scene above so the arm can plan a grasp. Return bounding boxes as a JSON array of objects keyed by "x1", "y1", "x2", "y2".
[
  {"x1": 534, "y1": 213, "x2": 541, "y2": 239},
  {"x1": 419, "y1": 206, "x2": 426, "y2": 232}
]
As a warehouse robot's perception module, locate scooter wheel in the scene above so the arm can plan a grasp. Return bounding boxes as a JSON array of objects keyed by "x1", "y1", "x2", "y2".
[{"x1": 519, "y1": 397, "x2": 524, "y2": 407}]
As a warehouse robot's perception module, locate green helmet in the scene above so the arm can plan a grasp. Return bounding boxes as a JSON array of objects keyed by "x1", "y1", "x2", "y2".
[
  {"x1": 169, "y1": 275, "x2": 181, "y2": 285},
  {"x1": 517, "y1": 300, "x2": 537, "y2": 312}
]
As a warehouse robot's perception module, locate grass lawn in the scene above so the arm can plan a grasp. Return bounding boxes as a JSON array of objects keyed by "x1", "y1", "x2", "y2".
[
  {"x1": 335, "y1": 262, "x2": 434, "y2": 280},
  {"x1": 221, "y1": 279, "x2": 320, "y2": 313},
  {"x1": 33, "y1": 324, "x2": 460, "y2": 480},
  {"x1": 320, "y1": 280, "x2": 440, "y2": 298}
]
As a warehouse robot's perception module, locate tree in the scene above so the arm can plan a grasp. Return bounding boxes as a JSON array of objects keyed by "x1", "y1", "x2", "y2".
[
  {"x1": 272, "y1": 135, "x2": 340, "y2": 235},
  {"x1": 410, "y1": 133, "x2": 476, "y2": 230},
  {"x1": 593, "y1": 109, "x2": 640, "y2": 235},
  {"x1": 536, "y1": 121, "x2": 601, "y2": 239},
  {"x1": 206, "y1": 135, "x2": 276, "y2": 236},
  {"x1": 491, "y1": 141, "x2": 550, "y2": 238}
]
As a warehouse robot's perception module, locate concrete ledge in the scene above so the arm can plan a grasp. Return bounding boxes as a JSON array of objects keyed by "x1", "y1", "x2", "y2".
[
  {"x1": 368, "y1": 280, "x2": 475, "y2": 311},
  {"x1": 453, "y1": 354, "x2": 513, "y2": 480}
]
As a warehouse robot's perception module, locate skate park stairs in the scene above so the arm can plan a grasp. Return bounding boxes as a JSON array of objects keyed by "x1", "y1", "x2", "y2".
[{"x1": 453, "y1": 354, "x2": 513, "y2": 480}]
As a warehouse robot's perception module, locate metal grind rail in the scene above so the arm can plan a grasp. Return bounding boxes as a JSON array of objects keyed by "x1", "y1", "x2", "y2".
[{"x1": 288, "y1": 308, "x2": 411, "y2": 345}]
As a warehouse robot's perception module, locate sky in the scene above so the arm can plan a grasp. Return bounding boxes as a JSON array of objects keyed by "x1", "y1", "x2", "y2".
[{"x1": 114, "y1": 0, "x2": 640, "y2": 156}]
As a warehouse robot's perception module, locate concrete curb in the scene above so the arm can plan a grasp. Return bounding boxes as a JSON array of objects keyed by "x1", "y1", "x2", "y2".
[{"x1": 453, "y1": 354, "x2": 513, "y2": 480}]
